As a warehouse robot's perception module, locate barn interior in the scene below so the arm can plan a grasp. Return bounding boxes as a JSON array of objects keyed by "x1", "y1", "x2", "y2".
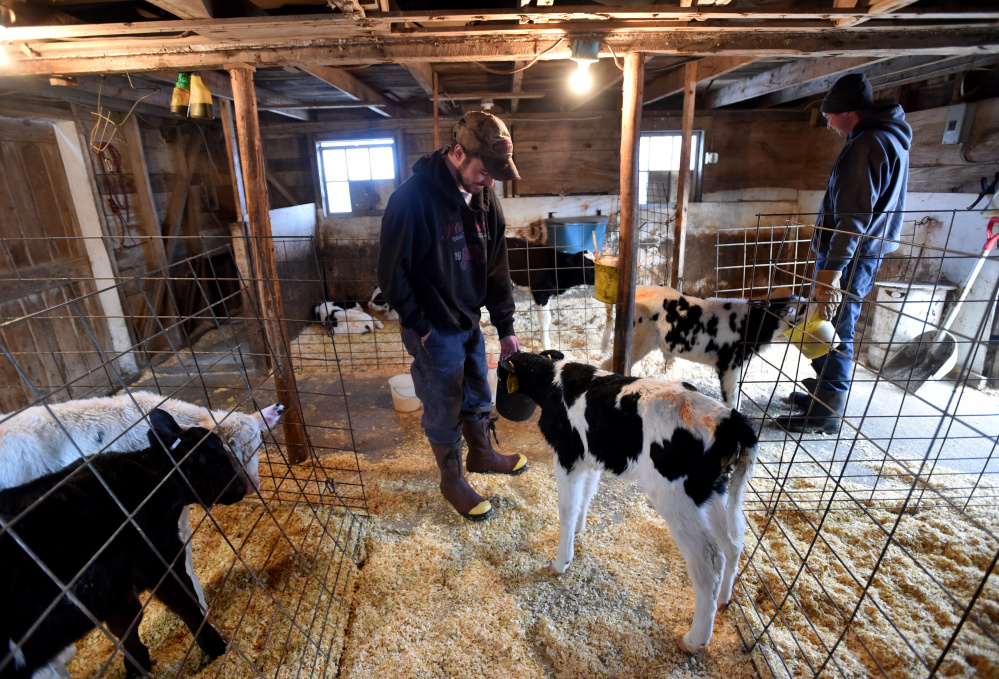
[{"x1": 1, "y1": 1, "x2": 999, "y2": 677}]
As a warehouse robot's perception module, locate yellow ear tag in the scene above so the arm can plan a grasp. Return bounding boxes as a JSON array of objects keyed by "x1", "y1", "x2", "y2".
[{"x1": 506, "y1": 374, "x2": 519, "y2": 393}]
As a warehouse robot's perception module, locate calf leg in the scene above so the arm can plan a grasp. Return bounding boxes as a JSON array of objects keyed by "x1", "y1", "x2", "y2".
[
  {"x1": 707, "y1": 493, "x2": 740, "y2": 608},
  {"x1": 574, "y1": 469, "x2": 601, "y2": 535},
  {"x1": 655, "y1": 496, "x2": 724, "y2": 653},
  {"x1": 104, "y1": 594, "x2": 151, "y2": 679},
  {"x1": 178, "y1": 507, "x2": 208, "y2": 613},
  {"x1": 599, "y1": 303, "x2": 613, "y2": 355},
  {"x1": 550, "y1": 463, "x2": 591, "y2": 574},
  {"x1": 718, "y1": 365, "x2": 742, "y2": 408},
  {"x1": 537, "y1": 303, "x2": 552, "y2": 350},
  {"x1": 153, "y1": 569, "x2": 227, "y2": 661}
]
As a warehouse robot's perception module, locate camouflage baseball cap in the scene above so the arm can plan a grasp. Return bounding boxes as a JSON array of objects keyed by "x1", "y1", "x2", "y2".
[{"x1": 453, "y1": 111, "x2": 520, "y2": 182}]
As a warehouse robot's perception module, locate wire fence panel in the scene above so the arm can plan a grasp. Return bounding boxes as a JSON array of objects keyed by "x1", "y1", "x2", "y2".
[
  {"x1": 0, "y1": 235, "x2": 366, "y2": 678},
  {"x1": 715, "y1": 210, "x2": 999, "y2": 678}
]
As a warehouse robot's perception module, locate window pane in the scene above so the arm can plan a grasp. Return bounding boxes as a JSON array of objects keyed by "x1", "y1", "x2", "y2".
[
  {"x1": 327, "y1": 181, "x2": 352, "y2": 213},
  {"x1": 689, "y1": 137, "x2": 699, "y2": 170},
  {"x1": 671, "y1": 138, "x2": 682, "y2": 172},
  {"x1": 639, "y1": 171, "x2": 648, "y2": 205},
  {"x1": 346, "y1": 148, "x2": 371, "y2": 181},
  {"x1": 370, "y1": 146, "x2": 396, "y2": 180},
  {"x1": 322, "y1": 149, "x2": 348, "y2": 181},
  {"x1": 639, "y1": 136, "x2": 649, "y2": 171},
  {"x1": 649, "y1": 136, "x2": 673, "y2": 171}
]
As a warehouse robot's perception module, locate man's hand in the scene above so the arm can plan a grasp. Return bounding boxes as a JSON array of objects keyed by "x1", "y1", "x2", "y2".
[
  {"x1": 499, "y1": 335, "x2": 520, "y2": 361},
  {"x1": 812, "y1": 269, "x2": 843, "y2": 322}
]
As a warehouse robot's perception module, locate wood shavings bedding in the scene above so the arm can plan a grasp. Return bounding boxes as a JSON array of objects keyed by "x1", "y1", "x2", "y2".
[{"x1": 323, "y1": 430, "x2": 759, "y2": 679}]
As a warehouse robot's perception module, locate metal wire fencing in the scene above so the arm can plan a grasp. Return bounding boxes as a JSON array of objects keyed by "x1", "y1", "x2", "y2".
[
  {"x1": 714, "y1": 210, "x2": 999, "y2": 678},
  {"x1": 0, "y1": 234, "x2": 367, "y2": 678}
]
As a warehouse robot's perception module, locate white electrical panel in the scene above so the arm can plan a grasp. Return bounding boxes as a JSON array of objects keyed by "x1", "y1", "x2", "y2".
[{"x1": 942, "y1": 103, "x2": 976, "y2": 145}]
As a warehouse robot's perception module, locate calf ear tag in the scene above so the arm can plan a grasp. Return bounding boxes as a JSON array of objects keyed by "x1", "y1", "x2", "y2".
[{"x1": 506, "y1": 374, "x2": 520, "y2": 393}]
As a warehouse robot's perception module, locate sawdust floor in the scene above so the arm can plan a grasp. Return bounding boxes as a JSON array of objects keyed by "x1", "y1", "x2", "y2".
[{"x1": 329, "y1": 365, "x2": 759, "y2": 679}]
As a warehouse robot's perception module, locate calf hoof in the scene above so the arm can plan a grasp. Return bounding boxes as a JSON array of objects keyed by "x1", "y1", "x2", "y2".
[
  {"x1": 548, "y1": 560, "x2": 567, "y2": 575},
  {"x1": 678, "y1": 633, "x2": 706, "y2": 654},
  {"x1": 196, "y1": 628, "x2": 228, "y2": 660}
]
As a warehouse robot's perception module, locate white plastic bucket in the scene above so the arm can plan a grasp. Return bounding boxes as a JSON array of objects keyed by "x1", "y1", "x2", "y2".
[{"x1": 388, "y1": 374, "x2": 422, "y2": 412}]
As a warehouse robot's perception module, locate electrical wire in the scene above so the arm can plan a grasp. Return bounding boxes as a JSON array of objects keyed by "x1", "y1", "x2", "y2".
[
  {"x1": 471, "y1": 37, "x2": 565, "y2": 75},
  {"x1": 603, "y1": 41, "x2": 625, "y2": 71}
]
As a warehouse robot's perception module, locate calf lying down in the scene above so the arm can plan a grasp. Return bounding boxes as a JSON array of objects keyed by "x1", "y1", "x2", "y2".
[
  {"x1": 499, "y1": 350, "x2": 758, "y2": 652},
  {"x1": 0, "y1": 392, "x2": 282, "y2": 679},
  {"x1": 0, "y1": 409, "x2": 247, "y2": 679},
  {"x1": 602, "y1": 287, "x2": 797, "y2": 406}
]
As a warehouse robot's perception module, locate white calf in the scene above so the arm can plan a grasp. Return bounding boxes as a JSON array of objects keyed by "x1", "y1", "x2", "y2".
[{"x1": 499, "y1": 350, "x2": 758, "y2": 653}]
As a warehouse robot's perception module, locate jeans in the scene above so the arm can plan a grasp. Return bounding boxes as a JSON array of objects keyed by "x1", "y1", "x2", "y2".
[
  {"x1": 400, "y1": 324, "x2": 492, "y2": 446},
  {"x1": 811, "y1": 254, "x2": 883, "y2": 393}
]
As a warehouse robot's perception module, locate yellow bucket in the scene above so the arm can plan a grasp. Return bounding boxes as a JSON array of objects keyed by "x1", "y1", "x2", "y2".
[
  {"x1": 594, "y1": 256, "x2": 618, "y2": 304},
  {"x1": 782, "y1": 314, "x2": 841, "y2": 360}
]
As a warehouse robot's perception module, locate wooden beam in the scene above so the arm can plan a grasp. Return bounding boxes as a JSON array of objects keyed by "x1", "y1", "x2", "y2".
[
  {"x1": 703, "y1": 57, "x2": 882, "y2": 109},
  {"x1": 432, "y1": 71, "x2": 439, "y2": 149},
  {"x1": 5, "y1": 26, "x2": 999, "y2": 75},
  {"x1": 300, "y1": 64, "x2": 392, "y2": 118},
  {"x1": 229, "y1": 65, "x2": 308, "y2": 464},
  {"x1": 838, "y1": 0, "x2": 920, "y2": 28},
  {"x1": 146, "y1": 0, "x2": 213, "y2": 20},
  {"x1": 643, "y1": 56, "x2": 754, "y2": 106},
  {"x1": 266, "y1": 171, "x2": 298, "y2": 206},
  {"x1": 612, "y1": 52, "x2": 644, "y2": 377},
  {"x1": 438, "y1": 91, "x2": 546, "y2": 101},
  {"x1": 219, "y1": 98, "x2": 247, "y2": 223},
  {"x1": 671, "y1": 61, "x2": 696, "y2": 294},
  {"x1": 404, "y1": 62, "x2": 435, "y2": 95},
  {"x1": 328, "y1": 0, "x2": 366, "y2": 20},
  {"x1": 195, "y1": 70, "x2": 310, "y2": 121},
  {"x1": 750, "y1": 54, "x2": 967, "y2": 108},
  {"x1": 510, "y1": 61, "x2": 525, "y2": 115}
]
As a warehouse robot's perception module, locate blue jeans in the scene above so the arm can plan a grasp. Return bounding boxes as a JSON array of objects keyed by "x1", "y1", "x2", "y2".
[
  {"x1": 811, "y1": 254, "x2": 882, "y2": 393},
  {"x1": 400, "y1": 325, "x2": 492, "y2": 446}
]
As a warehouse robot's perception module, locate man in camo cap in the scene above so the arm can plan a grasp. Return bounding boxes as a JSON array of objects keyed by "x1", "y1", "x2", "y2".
[{"x1": 377, "y1": 111, "x2": 528, "y2": 522}]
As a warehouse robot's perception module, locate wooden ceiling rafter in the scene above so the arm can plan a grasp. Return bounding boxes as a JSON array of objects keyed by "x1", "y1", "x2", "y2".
[
  {"x1": 300, "y1": 64, "x2": 394, "y2": 117},
  {"x1": 643, "y1": 56, "x2": 754, "y2": 106}
]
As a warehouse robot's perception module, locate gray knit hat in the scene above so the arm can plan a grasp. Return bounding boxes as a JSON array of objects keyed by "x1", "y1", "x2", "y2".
[{"x1": 820, "y1": 73, "x2": 874, "y2": 114}]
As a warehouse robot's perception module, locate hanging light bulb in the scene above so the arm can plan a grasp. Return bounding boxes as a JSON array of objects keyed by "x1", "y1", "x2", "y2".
[
  {"x1": 188, "y1": 72, "x2": 214, "y2": 120},
  {"x1": 568, "y1": 39, "x2": 600, "y2": 94}
]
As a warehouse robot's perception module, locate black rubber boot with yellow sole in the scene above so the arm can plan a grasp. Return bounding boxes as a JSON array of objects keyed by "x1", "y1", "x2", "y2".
[
  {"x1": 463, "y1": 417, "x2": 529, "y2": 476},
  {"x1": 784, "y1": 386, "x2": 847, "y2": 435},
  {"x1": 431, "y1": 442, "x2": 493, "y2": 521},
  {"x1": 788, "y1": 377, "x2": 818, "y2": 411}
]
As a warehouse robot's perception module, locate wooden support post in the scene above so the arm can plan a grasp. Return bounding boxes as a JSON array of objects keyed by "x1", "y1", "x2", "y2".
[
  {"x1": 433, "y1": 71, "x2": 440, "y2": 150},
  {"x1": 671, "y1": 61, "x2": 697, "y2": 293},
  {"x1": 229, "y1": 65, "x2": 308, "y2": 464},
  {"x1": 612, "y1": 52, "x2": 644, "y2": 376}
]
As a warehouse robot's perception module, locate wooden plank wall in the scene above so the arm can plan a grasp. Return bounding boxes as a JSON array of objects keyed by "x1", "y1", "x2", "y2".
[
  {"x1": 0, "y1": 115, "x2": 115, "y2": 410},
  {"x1": 907, "y1": 98, "x2": 999, "y2": 194}
]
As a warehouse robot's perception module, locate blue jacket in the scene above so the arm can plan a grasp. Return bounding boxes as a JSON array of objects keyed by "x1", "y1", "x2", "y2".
[
  {"x1": 813, "y1": 104, "x2": 912, "y2": 271},
  {"x1": 377, "y1": 149, "x2": 516, "y2": 339}
]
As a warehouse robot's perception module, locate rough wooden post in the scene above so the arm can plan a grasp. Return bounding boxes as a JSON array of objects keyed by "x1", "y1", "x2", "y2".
[
  {"x1": 229, "y1": 65, "x2": 308, "y2": 464},
  {"x1": 671, "y1": 61, "x2": 698, "y2": 293},
  {"x1": 612, "y1": 52, "x2": 644, "y2": 376},
  {"x1": 433, "y1": 71, "x2": 440, "y2": 150}
]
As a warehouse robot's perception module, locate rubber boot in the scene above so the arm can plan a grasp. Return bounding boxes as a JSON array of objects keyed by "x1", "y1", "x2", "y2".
[
  {"x1": 431, "y1": 442, "x2": 493, "y2": 521},
  {"x1": 463, "y1": 418, "x2": 529, "y2": 476},
  {"x1": 788, "y1": 377, "x2": 818, "y2": 410},
  {"x1": 784, "y1": 385, "x2": 847, "y2": 435}
]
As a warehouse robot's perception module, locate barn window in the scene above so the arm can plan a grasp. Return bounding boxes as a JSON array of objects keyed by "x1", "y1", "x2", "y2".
[
  {"x1": 638, "y1": 132, "x2": 703, "y2": 206},
  {"x1": 316, "y1": 137, "x2": 397, "y2": 214}
]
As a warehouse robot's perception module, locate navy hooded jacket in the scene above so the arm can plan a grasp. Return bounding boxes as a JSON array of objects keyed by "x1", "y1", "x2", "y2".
[
  {"x1": 377, "y1": 149, "x2": 516, "y2": 339},
  {"x1": 813, "y1": 103, "x2": 912, "y2": 272}
]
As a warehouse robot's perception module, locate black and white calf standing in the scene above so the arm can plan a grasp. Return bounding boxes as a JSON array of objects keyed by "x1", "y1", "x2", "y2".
[
  {"x1": 602, "y1": 286, "x2": 798, "y2": 406},
  {"x1": 505, "y1": 237, "x2": 596, "y2": 350},
  {"x1": 0, "y1": 409, "x2": 247, "y2": 678},
  {"x1": 498, "y1": 351, "x2": 759, "y2": 653}
]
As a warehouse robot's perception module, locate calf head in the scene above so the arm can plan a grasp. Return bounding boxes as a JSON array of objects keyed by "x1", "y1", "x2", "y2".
[
  {"x1": 745, "y1": 295, "x2": 799, "y2": 347},
  {"x1": 219, "y1": 402, "x2": 285, "y2": 492},
  {"x1": 497, "y1": 350, "x2": 564, "y2": 415},
  {"x1": 368, "y1": 286, "x2": 391, "y2": 314},
  {"x1": 146, "y1": 409, "x2": 248, "y2": 506},
  {"x1": 565, "y1": 251, "x2": 597, "y2": 285}
]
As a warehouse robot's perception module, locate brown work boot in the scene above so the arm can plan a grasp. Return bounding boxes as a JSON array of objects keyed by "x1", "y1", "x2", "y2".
[
  {"x1": 462, "y1": 418, "x2": 529, "y2": 476},
  {"x1": 431, "y1": 442, "x2": 493, "y2": 521}
]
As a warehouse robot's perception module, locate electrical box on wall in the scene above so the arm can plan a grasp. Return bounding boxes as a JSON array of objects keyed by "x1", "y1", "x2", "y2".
[{"x1": 942, "y1": 103, "x2": 976, "y2": 145}]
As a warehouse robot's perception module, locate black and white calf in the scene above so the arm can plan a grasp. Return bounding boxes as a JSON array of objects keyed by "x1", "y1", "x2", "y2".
[
  {"x1": 367, "y1": 286, "x2": 398, "y2": 321},
  {"x1": 498, "y1": 350, "x2": 759, "y2": 653},
  {"x1": 602, "y1": 286, "x2": 798, "y2": 406},
  {"x1": 314, "y1": 301, "x2": 383, "y2": 335},
  {"x1": 505, "y1": 237, "x2": 596, "y2": 349},
  {"x1": 0, "y1": 409, "x2": 246, "y2": 679}
]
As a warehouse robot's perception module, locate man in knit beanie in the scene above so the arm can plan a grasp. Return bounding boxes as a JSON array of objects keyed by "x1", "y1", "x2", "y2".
[{"x1": 785, "y1": 73, "x2": 912, "y2": 434}]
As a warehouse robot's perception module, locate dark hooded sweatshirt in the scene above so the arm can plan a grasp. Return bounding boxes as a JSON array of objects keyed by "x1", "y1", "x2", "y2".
[
  {"x1": 813, "y1": 103, "x2": 912, "y2": 272},
  {"x1": 377, "y1": 149, "x2": 516, "y2": 339}
]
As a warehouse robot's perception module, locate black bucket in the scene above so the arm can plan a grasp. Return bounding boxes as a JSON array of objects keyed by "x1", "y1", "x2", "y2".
[{"x1": 495, "y1": 364, "x2": 537, "y2": 422}]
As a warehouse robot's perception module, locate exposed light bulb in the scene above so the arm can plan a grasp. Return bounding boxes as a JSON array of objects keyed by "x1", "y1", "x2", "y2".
[{"x1": 569, "y1": 60, "x2": 593, "y2": 94}]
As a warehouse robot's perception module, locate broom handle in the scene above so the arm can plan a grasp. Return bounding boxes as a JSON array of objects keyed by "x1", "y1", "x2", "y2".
[{"x1": 934, "y1": 223, "x2": 998, "y2": 341}]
